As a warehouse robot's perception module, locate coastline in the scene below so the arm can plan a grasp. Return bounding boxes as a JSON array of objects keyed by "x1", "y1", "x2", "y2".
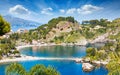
[
  {"x1": 0, "y1": 44, "x2": 108, "y2": 65},
  {"x1": 16, "y1": 44, "x2": 42, "y2": 50},
  {"x1": 16, "y1": 43, "x2": 87, "y2": 50},
  {"x1": 0, "y1": 43, "x2": 87, "y2": 64},
  {"x1": 0, "y1": 55, "x2": 40, "y2": 64},
  {"x1": 0, "y1": 44, "x2": 109, "y2": 72},
  {"x1": 0, "y1": 44, "x2": 44, "y2": 64}
]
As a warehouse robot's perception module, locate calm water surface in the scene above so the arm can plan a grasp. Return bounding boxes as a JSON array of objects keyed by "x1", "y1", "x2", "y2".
[{"x1": 0, "y1": 45, "x2": 108, "y2": 75}]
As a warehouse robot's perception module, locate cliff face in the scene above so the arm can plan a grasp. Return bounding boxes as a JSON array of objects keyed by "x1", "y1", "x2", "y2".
[
  {"x1": 89, "y1": 33, "x2": 109, "y2": 44},
  {"x1": 33, "y1": 17, "x2": 87, "y2": 45},
  {"x1": 46, "y1": 21, "x2": 79, "y2": 41},
  {"x1": 89, "y1": 19, "x2": 120, "y2": 44},
  {"x1": 29, "y1": 17, "x2": 120, "y2": 45},
  {"x1": 45, "y1": 21, "x2": 87, "y2": 45}
]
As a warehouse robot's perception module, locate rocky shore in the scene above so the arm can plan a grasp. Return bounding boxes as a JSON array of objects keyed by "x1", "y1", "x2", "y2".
[
  {"x1": 82, "y1": 63, "x2": 94, "y2": 72},
  {"x1": 75, "y1": 58, "x2": 109, "y2": 72}
]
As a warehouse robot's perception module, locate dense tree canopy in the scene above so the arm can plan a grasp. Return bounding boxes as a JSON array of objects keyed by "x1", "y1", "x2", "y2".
[
  {"x1": 0, "y1": 15, "x2": 11, "y2": 35},
  {"x1": 82, "y1": 19, "x2": 110, "y2": 27},
  {"x1": 6, "y1": 63, "x2": 60, "y2": 75}
]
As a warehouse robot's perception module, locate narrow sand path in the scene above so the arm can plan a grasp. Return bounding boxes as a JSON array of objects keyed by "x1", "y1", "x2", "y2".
[{"x1": 0, "y1": 55, "x2": 82, "y2": 64}]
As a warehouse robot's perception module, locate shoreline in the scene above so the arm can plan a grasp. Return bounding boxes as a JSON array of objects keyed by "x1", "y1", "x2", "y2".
[
  {"x1": 0, "y1": 44, "x2": 49, "y2": 64},
  {"x1": 16, "y1": 42, "x2": 89, "y2": 50},
  {"x1": 0, "y1": 44, "x2": 77, "y2": 64},
  {"x1": 16, "y1": 44, "x2": 76, "y2": 50},
  {"x1": 0, "y1": 44, "x2": 109, "y2": 68},
  {"x1": 0, "y1": 55, "x2": 40, "y2": 64},
  {"x1": 16, "y1": 44, "x2": 42, "y2": 50},
  {"x1": 0, "y1": 44, "x2": 109, "y2": 73}
]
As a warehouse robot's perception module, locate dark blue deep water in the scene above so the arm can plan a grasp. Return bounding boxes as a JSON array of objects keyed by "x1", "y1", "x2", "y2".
[{"x1": 0, "y1": 46, "x2": 108, "y2": 75}]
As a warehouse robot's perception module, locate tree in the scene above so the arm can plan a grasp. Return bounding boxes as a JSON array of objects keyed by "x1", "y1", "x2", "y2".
[
  {"x1": 66, "y1": 16, "x2": 75, "y2": 23},
  {"x1": 107, "y1": 61, "x2": 120, "y2": 75},
  {"x1": 86, "y1": 47, "x2": 97, "y2": 56},
  {"x1": 99, "y1": 19, "x2": 108, "y2": 27},
  {"x1": 6, "y1": 63, "x2": 26, "y2": 75},
  {"x1": 89, "y1": 20, "x2": 99, "y2": 27},
  {"x1": 0, "y1": 15, "x2": 11, "y2": 35},
  {"x1": 6, "y1": 63, "x2": 60, "y2": 75}
]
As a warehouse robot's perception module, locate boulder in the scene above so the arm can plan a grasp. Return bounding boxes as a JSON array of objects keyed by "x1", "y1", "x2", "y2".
[{"x1": 82, "y1": 63, "x2": 94, "y2": 72}]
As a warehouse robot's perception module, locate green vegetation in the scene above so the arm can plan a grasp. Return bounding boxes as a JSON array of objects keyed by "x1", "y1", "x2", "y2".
[
  {"x1": 106, "y1": 60, "x2": 120, "y2": 75},
  {"x1": 0, "y1": 15, "x2": 11, "y2": 35},
  {"x1": 82, "y1": 19, "x2": 110, "y2": 27},
  {"x1": 8, "y1": 16, "x2": 111, "y2": 44},
  {"x1": 85, "y1": 18, "x2": 120, "y2": 75},
  {"x1": 65, "y1": 31, "x2": 84, "y2": 43},
  {"x1": 8, "y1": 16, "x2": 77, "y2": 43},
  {"x1": 36, "y1": 16, "x2": 76, "y2": 39},
  {"x1": 0, "y1": 15, "x2": 19, "y2": 59},
  {"x1": 1, "y1": 15, "x2": 120, "y2": 75},
  {"x1": 6, "y1": 63, "x2": 60, "y2": 75}
]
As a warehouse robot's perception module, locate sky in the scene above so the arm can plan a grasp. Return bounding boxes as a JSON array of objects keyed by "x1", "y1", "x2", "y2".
[{"x1": 0, "y1": 0, "x2": 120, "y2": 23}]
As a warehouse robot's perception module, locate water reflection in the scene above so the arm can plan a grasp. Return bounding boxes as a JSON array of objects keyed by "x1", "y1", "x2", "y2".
[{"x1": 20, "y1": 46, "x2": 86, "y2": 57}]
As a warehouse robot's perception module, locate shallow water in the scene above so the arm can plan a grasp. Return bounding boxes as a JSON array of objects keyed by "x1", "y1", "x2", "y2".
[{"x1": 0, "y1": 45, "x2": 108, "y2": 75}]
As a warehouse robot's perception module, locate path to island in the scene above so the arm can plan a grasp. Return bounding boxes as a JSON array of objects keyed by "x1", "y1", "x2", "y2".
[{"x1": 0, "y1": 55, "x2": 82, "y2": 64}]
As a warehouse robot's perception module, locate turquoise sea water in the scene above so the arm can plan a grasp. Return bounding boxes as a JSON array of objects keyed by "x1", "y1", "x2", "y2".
[{"x1": 0, "y1": 45, "x2": 108, "y2": 75}]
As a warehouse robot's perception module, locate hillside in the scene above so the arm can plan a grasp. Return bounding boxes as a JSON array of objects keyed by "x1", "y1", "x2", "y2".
[
  {"x1": 8, "y1": 17, "x2": 120, "y2": 46},
  {"x1": 85, "y1": 18, "x2": 120, "y2": 75},
  {"x1": 28, "y1": 16, "x2": 88, "y2": 45},
  {"x1": 1, "y1": 16, "x2": 120, "y2": 75}
]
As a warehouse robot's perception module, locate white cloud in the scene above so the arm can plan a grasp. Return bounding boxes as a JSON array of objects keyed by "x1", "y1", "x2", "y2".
[
  {"x1": 77, "y1": 4, "x2": 103, "y2": 14},
  {"x1": 9, "y1": 5, "x2": 30, "y2": 15},
  {"x1": 82, "y1": 4, "x2": 102, "y2": 11},
  {"x1": 77, "y1": 8, "x2": 92, "y2": 14},
  {"x1": 66, "y1": 8, "x2": 76, "y2": 14},
  {"x1": 41, "y1": 7, "x2": 53, "y2": 15},
  {"x1": 66, "y1": 4, "x2": 103, "y2": 15},
  {"x1": 59, "y1": 9, "x2": 65, "y2": 13}
]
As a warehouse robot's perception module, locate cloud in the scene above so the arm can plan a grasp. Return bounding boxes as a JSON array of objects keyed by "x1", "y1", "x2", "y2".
[
  {"x1": 66, "y1": 8, "x2": 76, "y2": 14},
  {"x1": 77, "y1": 4, "x2": 103, "y2": 14},
  {"x1": 77, "y1": 8, "x2": 92, "y2": 14},
  {"x1": 9, "y1": 5, "x2": 30, "y2": 15},
  {"x1": 59, "y1": 9, "x2": 65, "y2": 13},
  {"x1": 82, "y1": 4, "x2": 102, "y2": 11},
  {"x1": 66, "y1": 4, "x2": 103, "y2": 15},
  {"x1": 41, "y1": 7, "x2": 53, "y2": 15}
]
